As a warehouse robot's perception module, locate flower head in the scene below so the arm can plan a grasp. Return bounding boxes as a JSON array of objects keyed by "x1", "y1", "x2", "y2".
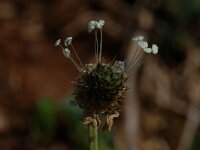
[{"x1": 54, "y1": 21, "x2": 159, "y2": 130}]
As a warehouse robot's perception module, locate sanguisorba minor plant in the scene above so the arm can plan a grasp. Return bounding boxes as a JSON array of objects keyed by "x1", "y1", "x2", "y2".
[{"x1": 55, "y1": 19, "x2": 158, "y2": 150}]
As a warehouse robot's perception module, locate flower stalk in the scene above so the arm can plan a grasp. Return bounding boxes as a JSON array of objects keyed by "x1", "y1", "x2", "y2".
[{"x1": 89, "y1": 123, "x2": 98, "y2": 150}]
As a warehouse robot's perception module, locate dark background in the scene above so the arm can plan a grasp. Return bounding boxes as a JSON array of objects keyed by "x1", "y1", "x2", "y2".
[{"x1": 0, "y1": 0, "x2": 200, "y2": 149}]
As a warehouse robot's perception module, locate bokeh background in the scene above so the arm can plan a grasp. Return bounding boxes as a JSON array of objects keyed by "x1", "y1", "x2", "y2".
[{"x1": 0, "y1": 0, "x2": 200, "y2": 149}]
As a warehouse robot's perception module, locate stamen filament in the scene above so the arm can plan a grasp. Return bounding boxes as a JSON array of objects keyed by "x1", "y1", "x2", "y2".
[
  {"x1": 59, "y1": 44, "x2": 64, "y2": 50},
  {"x1": 69, "y1": 57, "x2": 82, "y2": 72},
  {"x1": 126, "y1": 46, "x2": 143, "y2": 73},
  {"x1": 71, "y1": 45, "x2": 84, "y2": 68},
  {"x1": 99, "y1": 29, "x2": 103, "y2": 62},
  {"x1": 95, "y1": 30, "x2": 99, "y2": 62},
  {"x1": 125, "y1": 45, "x2": 140, "y2": 71},
  {"x1": 58, "y1": 43, "x2": 82, "y2": 72}
]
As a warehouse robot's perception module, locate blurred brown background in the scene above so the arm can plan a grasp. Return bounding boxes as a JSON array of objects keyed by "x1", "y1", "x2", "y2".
[{"x1": 0, "y1": 0, "x2": 200, "y2": 149}]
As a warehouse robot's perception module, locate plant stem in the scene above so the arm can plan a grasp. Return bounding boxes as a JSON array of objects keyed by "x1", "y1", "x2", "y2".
[{"x1": 88, "y1": 123, "x2": 98, "y2": 150}]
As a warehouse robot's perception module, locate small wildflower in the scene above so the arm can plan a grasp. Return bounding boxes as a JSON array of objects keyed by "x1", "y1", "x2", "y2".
[
  {"x1": 63, "y1": 48, "x2": 70, "y2": 58},
  {"x1": 152, "y1": 44, "x2": 159, "y2": 54},
  {"x1": 64, "y1": 37, "x2": 73, "y2": 47},
  {"x1": 54, "y1": 21, "x2": 159, "y2": 131},
  {"x1": 54, "y1": 39, "x2": 61, "y2": 47}
]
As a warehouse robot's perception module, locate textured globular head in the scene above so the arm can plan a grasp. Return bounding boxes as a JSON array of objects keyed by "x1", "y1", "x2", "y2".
[{"x1": 74, "y1": 61, "x2": 128, "y2": 117}]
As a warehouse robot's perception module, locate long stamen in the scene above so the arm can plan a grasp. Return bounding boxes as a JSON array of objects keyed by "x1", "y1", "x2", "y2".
[
  {"x1": 94, "y1": 31, "x2": 97, "y2": 62},
  {"x1": 69, "y1": 56, "x2": 81, "y2": 72},
  {"x1": 127, "y1": 57, "x2": 143, "y2": 75},
  {"x1": 129, "y1": 49, "x2": 143, "y2": 68},
  {"x1": 126, "y1": 46, "x2": 143, "y2": 73},
  {"x1": 58, "y1": 44, "x2": 82, "y2": 72},
  {"x1": 127, "y1": 56, "x2": 147, "y2": 82},
  {"x1": 59, "y1": 44, "x2": 64, "y2": 50},
  {"x1": 125, "y1": 45, "x2": 140, "y2": 71},
  {"x1": 127, "y1": 51, "x2": 143, "y2": 73},
  {"x1": 95, "y1": 30, "x2": 99, "y2": 62},
  {"x1": 99, "y1": 29, "x2": 103, "y2": 62},
  {"x1": 71, "y1": 45, "x2": 84, "y2": 68}
]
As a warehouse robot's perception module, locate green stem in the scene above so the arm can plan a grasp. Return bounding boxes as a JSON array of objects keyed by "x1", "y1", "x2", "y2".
[{"x1": 88, "y1": 123, "x2": 98, "y2": 150}]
